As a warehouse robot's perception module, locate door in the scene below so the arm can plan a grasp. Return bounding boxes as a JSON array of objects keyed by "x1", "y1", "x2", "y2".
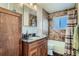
[{"x1": 0, "y1": 13, "x2": 21, "y2": 56}]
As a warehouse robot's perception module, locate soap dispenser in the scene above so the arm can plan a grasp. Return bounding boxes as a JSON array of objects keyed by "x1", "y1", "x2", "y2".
[{"x1": 25, "y1": 30, "x2": 28, "y2": 39}]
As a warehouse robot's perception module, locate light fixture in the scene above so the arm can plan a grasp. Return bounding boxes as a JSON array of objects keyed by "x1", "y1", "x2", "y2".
[
  {"x1": 19, "y1": 3, "x2": 24, "y2": 7},
  {"x1": 34, "y1": 4, "x2": 37, "y2": 10},
  {"x1": 30, "y1": 3, "x2": 33, "y2": 6},
  {"x1": 26, "y1": 3, "x2": 37, "y2": 10}
]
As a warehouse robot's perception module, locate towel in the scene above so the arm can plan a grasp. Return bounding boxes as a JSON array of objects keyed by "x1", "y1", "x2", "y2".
[{"x1": 72, "y1": 25, "x2": 79, "y2": 54}]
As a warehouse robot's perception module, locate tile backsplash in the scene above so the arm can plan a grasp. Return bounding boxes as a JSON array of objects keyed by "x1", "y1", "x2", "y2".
[{"x1": 22, "y1": 26, "x2": 38, "y2": 34}]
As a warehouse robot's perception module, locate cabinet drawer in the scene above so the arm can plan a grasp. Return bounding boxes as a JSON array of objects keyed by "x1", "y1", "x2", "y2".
[
  {"x1": 38, "y1": 39, "x2": 46, "y2": 45},
  {"x1": 29, "y1": 39, "x2": 46, "y2": 49}
]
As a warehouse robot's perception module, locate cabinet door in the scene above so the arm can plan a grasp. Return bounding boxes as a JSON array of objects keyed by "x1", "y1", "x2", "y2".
[
  {"x1": 38, "y1": 40, "x2": 47, "y2": 56},
  {"x1": 38, "y1": 45, "x2": 43, "y2": 56},
  {"x1": 42, "y1": 42, "x2": 47, "y2": 56},
  {"x1": 0, "y1": 13, "x2": 21, "y2": 56},
  {"x1": 22, "y1": 42, "x2": 28, "y2": 56},
  {"x1": 28, "y1": 48, "x2": 38, "y2": 56}
]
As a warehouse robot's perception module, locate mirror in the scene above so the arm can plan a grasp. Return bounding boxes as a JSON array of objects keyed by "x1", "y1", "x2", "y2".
[
  {"x1": 23, "y1": 4, "x2": 37, "y2": 27},
  {"x1": 29, "y1": 8, "x2": 37, "y2": 27},
  {"x1": 29, "y1": 13, "x2": 37, "y2": 27}
]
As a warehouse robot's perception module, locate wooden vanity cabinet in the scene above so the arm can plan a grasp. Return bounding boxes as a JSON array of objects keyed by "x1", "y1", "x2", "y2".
[
  {"x1": 0, "y1": 7, "x2": 22, "y2": 56},
  {"x1": 22, "y1": 38, "x2": 47, "y2": 56},
  {"x1": 37, "y1": 39, "x2": 47, "y2": 56}
]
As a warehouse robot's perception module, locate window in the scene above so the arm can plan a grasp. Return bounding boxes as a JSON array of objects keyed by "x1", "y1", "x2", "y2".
[{"x1": 52, "y1": 16, "x2": 68, "y2": 30}]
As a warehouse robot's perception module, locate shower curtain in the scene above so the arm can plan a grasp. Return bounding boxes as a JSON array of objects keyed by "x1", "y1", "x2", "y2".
[{"x1": 65, "y1": 9, "x2": 77, "y2": 56}]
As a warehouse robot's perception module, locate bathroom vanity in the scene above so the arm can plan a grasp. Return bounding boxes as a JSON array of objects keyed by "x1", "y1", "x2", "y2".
[{"x1": 22, "y1": 36, "x2": 48, "y2": 56}]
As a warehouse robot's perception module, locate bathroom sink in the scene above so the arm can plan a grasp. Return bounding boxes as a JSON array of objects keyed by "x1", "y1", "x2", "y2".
[
  {"x1": 28, "y1": 37, "x2": 40, "y2": 40},
  {"x1": 22, "y1": 35, "x2": 46, "y2": 43}
]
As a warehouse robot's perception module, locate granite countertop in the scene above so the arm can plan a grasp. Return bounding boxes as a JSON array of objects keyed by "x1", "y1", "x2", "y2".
[{"x1": 22, "y1": 35, "x2": 47, "y2": 43}]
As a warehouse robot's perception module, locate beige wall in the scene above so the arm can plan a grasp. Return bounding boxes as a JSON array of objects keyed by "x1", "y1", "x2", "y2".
[
  {"x1": 42, "y1": 10, "x2": 48, "y2": 35},
  {"x1": 77, "y1": 4, "x2": 79, "y2": 24},
  {"x1": 0, "y1": 3, "x2": 23, "y2": 14},
  {"x1": 37, "y1": 6, "x2": 49, "y2": 36},
  {"x1": 37, "y1": 6, "x2": 43, "y2": 35},
  {"x1": 0, "y1": 3, "x2": 31, "y2": 26}
]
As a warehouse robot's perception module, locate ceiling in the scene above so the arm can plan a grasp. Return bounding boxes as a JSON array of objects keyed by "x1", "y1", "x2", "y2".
[{"x1": 38, "y1": 3, "x2": 76, "y2": 13}]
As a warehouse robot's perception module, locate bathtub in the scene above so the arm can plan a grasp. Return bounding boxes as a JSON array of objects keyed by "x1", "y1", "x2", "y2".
[{"x1": 48, "y1": 40, "x2": 65, "y2": 55}]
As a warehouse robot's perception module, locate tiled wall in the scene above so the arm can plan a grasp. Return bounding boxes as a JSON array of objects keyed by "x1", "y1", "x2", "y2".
[
  {"x1": 22, "y1": 26, "x2": 38, "y2": 34},
  {"x1": 48, "y1": 11, "x2": 67, "y2": 41}
]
